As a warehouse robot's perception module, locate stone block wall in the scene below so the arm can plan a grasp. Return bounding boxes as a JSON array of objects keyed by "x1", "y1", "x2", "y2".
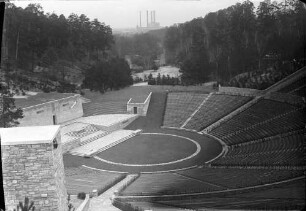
[
  {"x1": 1, "y1": 132, "x2": 67, "y2": 210},
  {"x1": 19, "y1": 95, "x2": 83, "y2": 127},
  {"x1": 62, "y1": 137, "x2": 81, "y2": 154},
  {"x1": 127, "y1": 92, "x2": 152, "y2": 116},
  {"x1": 20, "y1": 104, "x2": 54, "y2": 126},
  {"x1": 56, "y1": 95, "x2": 83, "y2": 124},
  {"x1": 52, "y1": 132, "x2": 68, "y2": 211}
]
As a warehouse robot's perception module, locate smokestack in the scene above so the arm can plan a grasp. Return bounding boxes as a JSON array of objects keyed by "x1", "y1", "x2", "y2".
[
  {"x1": 139, "y1": 11, "x2": 142, "y2": 27},
  {"x1": 150, "y1": 11, "x2": 153, "y2": 23},
  {"x1": 154, "y1": 11, "x2": 156, "y2": 23},
  {"x1": 146, "y1": 10, "x2": 149, "y2": 27}
]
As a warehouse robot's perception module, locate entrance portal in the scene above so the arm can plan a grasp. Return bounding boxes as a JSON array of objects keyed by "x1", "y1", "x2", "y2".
[
  {"x1": 133, "y1": 107, "x2": 137, "y2": 114},
  {"x1": 53, "y1": 115, "x2": 57, "y2": 125}
]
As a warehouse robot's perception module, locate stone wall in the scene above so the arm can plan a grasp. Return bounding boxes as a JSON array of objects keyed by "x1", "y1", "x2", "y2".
[
  {"x1": 127, "y1": 92, "x2": 152, "y2": 116},
  {"x1": 1, "y1": 127, "x2": 68, "y2": 211},
  {"x1": 94, "y1": 115, "x2": 139, "y2": 132},
  {"x1": 52, "y1": 132, "x2": 68, "y2": 211},
  {"x1": 62, "y1": 137, "x2": 81, "y2": 154},
  {"x1": 19, "y1": 95, "x2": 83, "y2": 127}
]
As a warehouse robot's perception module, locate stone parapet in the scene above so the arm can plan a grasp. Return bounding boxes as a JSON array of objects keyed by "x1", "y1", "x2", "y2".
[{"x1": 1, "y1": 126, "x2": 68, "y2": 211}]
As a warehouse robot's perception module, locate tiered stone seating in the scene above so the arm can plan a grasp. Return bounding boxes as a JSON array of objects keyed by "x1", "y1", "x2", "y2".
[
  {"x1": 65, "y1": 167, "x2": 123, "y2": 195},
  {"x1": 120, "y1": 172, "x2": 224, "y2": 196},
  {"x1": 147, "y1": 179, "x2": 305, "y2": 210},
  {"x1": 124, "y1": 201, "x2": 187, "y2": 211},
  {"x1": 163, "y1": 92, "x2": 208, "y2": 128},
  {"x1": 121, "y1": 168, "x2": 304, "y2": 196},
  {"x1": 278, "y1": 76, "x2": 306, "y2": 96},
  {"x1": 183, "y1": 94, "x2": 251, "y2": 131},
  {"x1": 214, "y1": 107, "x2": 305, "y2": 145},
  {"x1": 177, "y1": 168, "x2": 304, "y2": 190},
  {"x1": 69, "y1": 129, "x2": 141, "y2": 157},
  {"x1": 208, "y1": 99, "x2": 301, "y2": 144},
  {"x1": 83, "y1": 102, "x2": 127, "y2": 116},
  {"x1": 212, "y1": 131, "x2": 305, "y2": 167},
  {"x1": 292, "y1": 85, "x2": 306, "y2": 97}
]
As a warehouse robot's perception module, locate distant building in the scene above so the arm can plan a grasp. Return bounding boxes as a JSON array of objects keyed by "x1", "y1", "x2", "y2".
[
  {"x1": 15, "y1": 92, "x2": 86, "y2": 127},
  {"x1": 136, "y1": 10, "x2": 161, "y2": 33}
]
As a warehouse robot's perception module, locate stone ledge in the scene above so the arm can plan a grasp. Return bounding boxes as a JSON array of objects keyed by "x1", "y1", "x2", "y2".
[{"x1": 0, "y1": 125, "x2": 60, "y2": 145}]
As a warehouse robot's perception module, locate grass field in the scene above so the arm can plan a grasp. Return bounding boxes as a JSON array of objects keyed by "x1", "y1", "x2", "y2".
[
  {"x1": 96, "y1": 133, "x2": 197, "y2": 164},
  {"x1": 82, "y1": 85, "x2": 214, "y2": 115},
  {"x1": 63, "y1": 128, "x2": 222, "y2": 173}
]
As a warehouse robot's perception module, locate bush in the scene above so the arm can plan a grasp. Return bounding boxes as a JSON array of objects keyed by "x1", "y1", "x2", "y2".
[
  {"x1": 77, "y1": 192, "x2": 86, "y2": 200},
  {"x1": 13, "y1": 196, "x2": 35, "y2": 211}
]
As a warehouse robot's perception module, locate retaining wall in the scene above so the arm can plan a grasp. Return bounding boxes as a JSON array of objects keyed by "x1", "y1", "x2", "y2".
[{"x1": 19, "y1": 95, "x2": 83, "y2": 127}]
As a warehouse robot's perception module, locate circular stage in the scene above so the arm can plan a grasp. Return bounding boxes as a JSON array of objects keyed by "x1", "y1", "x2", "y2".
[
  {"x1": 95, "y1": 133, "x2": 201, "y2": 166},
  {"x1": 63, "y1": 128, "x2": 223, "y2": 173}
]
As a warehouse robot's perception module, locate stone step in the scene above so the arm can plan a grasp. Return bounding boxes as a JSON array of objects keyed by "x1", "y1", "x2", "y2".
[
  {"x1": 92, "y1": 130, "x2": 141, "y2": 155},
  {"x1": 80, "y1": 130, "x2": 110, "y2": 146},
  {"x1": 70, "y1": 130, "x2": 140, "y2": 157}
]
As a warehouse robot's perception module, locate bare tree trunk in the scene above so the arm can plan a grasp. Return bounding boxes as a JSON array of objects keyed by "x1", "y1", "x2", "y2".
[
  {"x1": 31, "y1": 50, "x2": 35, "y2": 71},
  {"x1": 15, "y1": 29, "x2": 20, "y2": 62}
]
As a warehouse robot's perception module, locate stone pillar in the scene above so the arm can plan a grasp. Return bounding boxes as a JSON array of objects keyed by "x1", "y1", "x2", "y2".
[{"x1": 1, "y1": 125, "x2": 68, "y2": 211}]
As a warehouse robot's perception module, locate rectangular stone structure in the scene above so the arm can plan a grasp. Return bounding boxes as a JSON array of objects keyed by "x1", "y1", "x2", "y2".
[
  {"x1": 15, "y1": 93, "x2": 84, "y2": 127},
  {"x1": 127, "y1": 92, "x2": 152, "y2": 116},
  {"x1": 1, "y1": 125, "x2": 68, "y2": 211}
]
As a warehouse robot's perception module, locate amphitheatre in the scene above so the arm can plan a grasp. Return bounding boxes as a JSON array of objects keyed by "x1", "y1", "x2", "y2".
[{"x1": 1, "y1": 66, "x2": 305, "y2": 210}]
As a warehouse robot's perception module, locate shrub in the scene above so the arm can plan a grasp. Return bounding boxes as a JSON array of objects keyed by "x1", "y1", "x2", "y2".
[
  {"x1": 77, "y1": 192, "x2": 86, "y2": 200},
  {"x1": 13, "y1": 196, "x2": 35, "y2": 211}
]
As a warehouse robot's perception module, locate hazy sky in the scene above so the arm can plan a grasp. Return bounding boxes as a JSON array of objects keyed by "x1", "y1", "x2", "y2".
[{"x1": 13, "y1": 0, "x2": 265, "y2": 29}]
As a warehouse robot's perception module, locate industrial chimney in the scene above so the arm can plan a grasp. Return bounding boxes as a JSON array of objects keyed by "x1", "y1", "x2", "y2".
[
  {"x1": 146, "y1": 10, "x2": 149, "y2": 27},
  {"x1": 139, "y1": 11, "x2": 142, "y2": 27}
]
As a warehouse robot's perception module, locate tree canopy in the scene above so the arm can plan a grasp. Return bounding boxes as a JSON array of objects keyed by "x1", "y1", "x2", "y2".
[
  {"x1": 3, "y1": 3, "x2": 113, "y2": 71},
  {"x1": 112, "y1": 32, "x2": 163, "y2": 70},
  {"x1": 82, "y1": 57, "x2": 133, "y2": 92},
  {"x1": 164, "y1": 0, "x2": 306, "y2": 84},
  {"x1": 0, "y1": 84, "x2": 23, "y2": 128}
]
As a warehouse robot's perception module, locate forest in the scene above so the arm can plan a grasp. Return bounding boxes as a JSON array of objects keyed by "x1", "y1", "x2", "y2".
[
  {"x1": 2, "y1": 3, "x2": 133, "y2": 93},
  {"x1": 163, "y1": 0, "x2": 306, "y2": 86},
  {"x1": 1, "y1": 0, "x2": 306, "y2": 90},
  {"x1": 112, "y1": 32, "x2": 164, "y2": 70}
]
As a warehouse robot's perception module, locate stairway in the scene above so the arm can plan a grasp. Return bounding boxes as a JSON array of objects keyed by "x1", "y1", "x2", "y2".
[
  {"x1": 79, "y1": 130, "x2": 110, "y2": 146},
  {"x1": 69, "y1": 130, "x2": 141, "y2": 157}
]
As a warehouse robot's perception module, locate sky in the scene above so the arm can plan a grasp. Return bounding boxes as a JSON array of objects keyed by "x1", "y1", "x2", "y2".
[{"x1": 12, "y1": 0, "x2": 267, "y2": 29}]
